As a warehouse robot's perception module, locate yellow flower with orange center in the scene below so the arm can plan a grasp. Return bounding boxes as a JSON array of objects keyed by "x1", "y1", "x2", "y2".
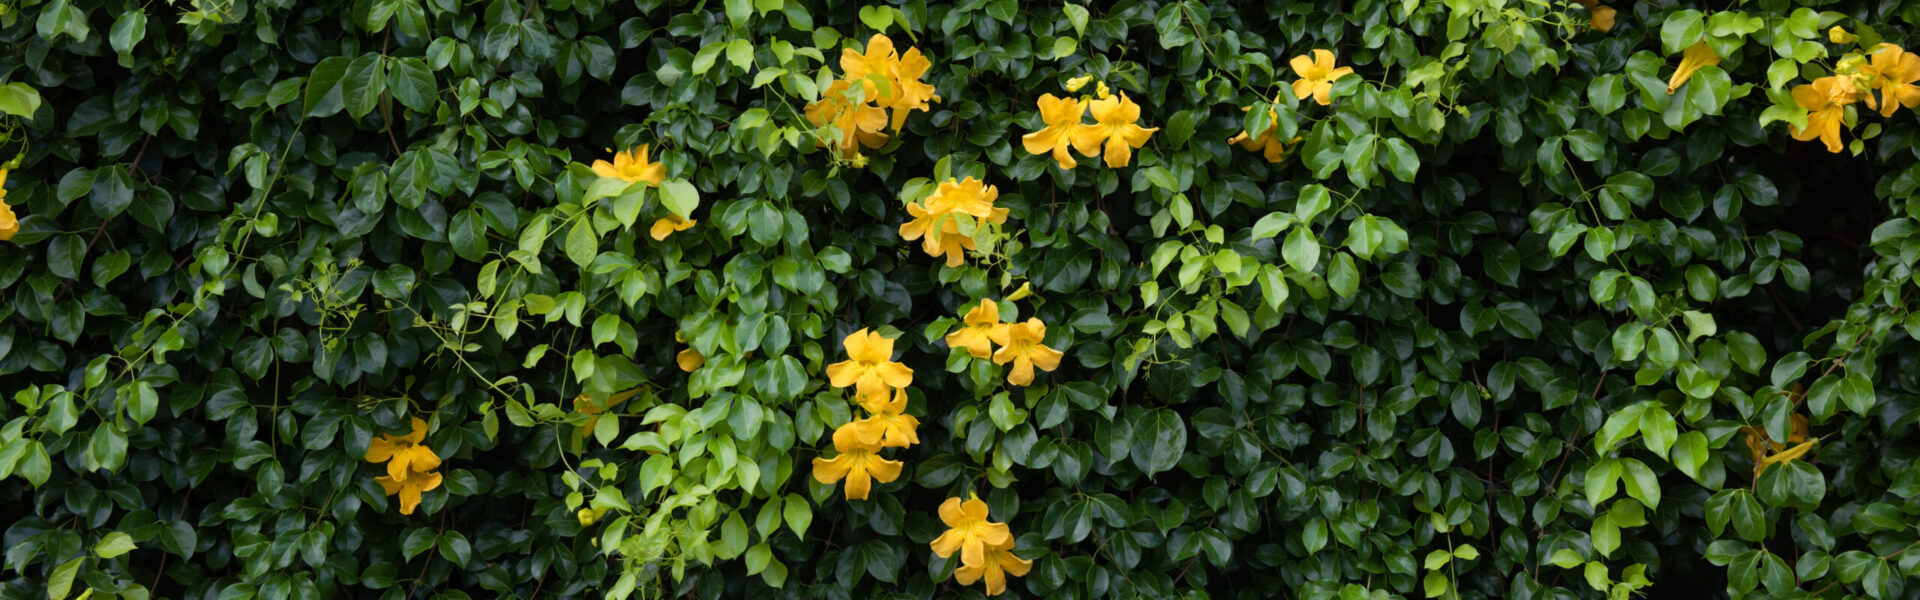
[
  {"x1": 590, "y1": 145, "x2": 666, "y2": 186},
  {"x1": 1289, "y1": 49, "x2": 1355, "y2": 106},
  {"x1": 898, "y1": 177, "x2": 1009, "y2": 267},
  {"x1": 1022, "y1": 94, "x2": 1088, "y2": 169},
  {"x1": 1790, "y1": 75, "x2": 1859, "y2": 154},
  {"x1": 945, "y1": 299, "x2": 1009, "y2": 359},
  {"x1": 810, "y1": 423, "x2": 903, "y2": 500},
  {"x1": 990, "y1": 318, "x2": 1064, "y2": 386},
  {"x1": 840, "y1": 387, "x2": 920, "y2": 448},
  {"x1": 365, "y1": 417, "x2": 441, "y2": 483},
  {"x1": 1070, "y1": 93, "x2": 1158, "y2": 168},
  {"x1": 824, "y1": 328, "x2": 914, "y2": 406}
]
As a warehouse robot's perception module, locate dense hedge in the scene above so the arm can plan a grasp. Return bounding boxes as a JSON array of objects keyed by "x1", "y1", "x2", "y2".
[{"x1": 4, "y1": 0, "x2": 1920, "y2": 598}]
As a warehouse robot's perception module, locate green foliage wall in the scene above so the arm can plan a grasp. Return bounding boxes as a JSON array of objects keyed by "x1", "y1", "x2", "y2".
[{"x1": 3, "y1": 0, "x2": 1920, "y2": 598}]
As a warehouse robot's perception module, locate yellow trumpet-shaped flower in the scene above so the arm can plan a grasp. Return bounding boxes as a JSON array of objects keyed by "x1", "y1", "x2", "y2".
[
  {"x1": 1790, "y1": 75, "x2": 1859, "y2": 154},
  {"x1": 1666, "y1": 41, "x2": 1722, "y2": 95},
  {"x1": 1070, "y1": 93, "x2": 1158, "y2": 168},
  {"x1": 930, "y1": 493, "x2": 1013, "y2": 569},
  {"x1": 1022, "y1": 94, "x2": 1088, "y2": 170},
  {"x1": 649, "y1": 212, "x2": 696, "y2": 240},
  {"x1": 1225, "y1": 105, "x2": 1303, "y2": 163},
  {"x1": 676, "y1": 348, "x2": 705, "y2": 372},
  {"x1": 1830, "y1": 26, "x2": 1858, "y2": 45},
  {"x1": 898, "y1": 177, "x2": 1008, "y2": 267},
  {"x1": 810, "y1": 424, "x2": 903, "y2": 500},
  {"x1": 1590, "y1": 6, "x2": 1616, "y2": 33},
  {"x1": 1741, "y1": 413, "x2": 1812, "y2": 479},
  {"x1": 1063, "y1": 74, "x2": 1094, "y2": 92},
  {"x1": 883, "y1": 46, "x2": 942, "y2": 132},
  {"x1": 365, "y1": 417, "x2": 441, "y2": 483},
  {"x1": 804, "y1": 80, "x2": 891, "y2": 160},
  {"x1": 376, "y1": 465, "x2": 443, "y2": 515},
  {"x1": 841, "y1": 34, "x2": 900, "y2": 101},
  {"x1": 1864, "y1": 44, "x2": 1920, "y2": 117},
  {"x1": 945, "y1": 299, "x2": 1009, "y2": 359},
  {"x1": 990, "y1": 318, "x2": 1064, "y2": 386},
  {"x1": 0, "y1": 169, "x2": 17, "y2": 242},
  {"x1": 824, "y1": 328, "x2": 914, "y2": 406},
  {"x1": 1290, "y1": 49, "x2": 1355, "y2": 106},
  {"x1": 840, "y1": 388, "x2": 921, "y2": 448},
  {"x1": 952, "y1": 546, "x2": 1033, "y2": 596},
  {"x1": 590, "y1": 145, "x2": 667, "y2": 186},
  {"x1": 574, "y1": 387, "x2": 643, "y2": 439}
]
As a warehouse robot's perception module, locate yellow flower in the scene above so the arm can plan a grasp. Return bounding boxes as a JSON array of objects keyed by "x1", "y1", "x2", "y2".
[
  {"x1": 1590, "y1": 6, "x2": 1616, "y2": 33},
  {"x1": 1741, "y1": 413, "x2": 1812, "y2": 479},
  {"x1": 1005, "y1": 282, "x2": 1033, "y2": 301},
  {"x1": 676, "y1": 348, "x2": 704, "y2": 372},
  {"x1": 1790, "y1": 75, "x2": 1858, "y2": 154},
  {"x1": 1289, "y1": 49, "x2": 1355, "y2": 106},
  {"x1": 0, "y1": 169, "x2": 16, "y2": 242},
  {"x1": 574, "y1": 387, "x2": 643, "y2": 439},
  {"x1": 898, "y1": 177, "x2": 1008, "y2": 267},
  {"x1": 649, "y1": 212, "x2": 696, "y2": 240},
  {"x1": 882, "y1": 46, "x2": 941, "y2": 132},
  {"x1": 810, "y1": 424, "x2": 903, "y2": 500},
  {"x1": 804, "y1": 79, "x2": 891, "y2": 160},
  {"x1": 990, "y1": 318, "x2": 1064, "y2": 386},
  {"x1": 1864, "y1": 44, "x2": 1920, "y2": 117},
  {"x1": 1225, "y1": 105, "x2": 1302, "y2": 163},
  {"x1": 840, "y1": 388, "x2": 921, "y2": 448},
  {"x1": 1070, "y1": 93, "x2": 1159, "y2": 168},
  {"x1": 590, "y1": 145, "x2": 667, "y2": 186},
  {"x1": 1063, "y1": 74, "x2": 1093, "y2": 92},
  {"x1": 1666, "y1": 41, "x2": 1722, "y2": 95},
  {"x1": 1022, "y1": 94, "x2": 1088, "y2": 170},
  {"x1": 952, "y1": 546, "x2": 1032, "y2": 596},
  {"x1": 930, "y1": 494, "x2": 1013, "y2": 568},
  {"x1": 1095, "y1": 80, "x2": 1110, "y2": 99},
  {"x1": 945, "y1": 299, "x2": 1008, "y2": 359},
  {"x1": 365, "y1": 417, "x2": 441, "y2": 483},
  {"x1": 841, "y1": 34, "x2": 900, "y2": 101},
  {"x1": 824, "y1": 328, "x2": 914, "y2": 406},
  {"x1": 1830, "y1": 26, "x2": 1857, "y2": 45},
  {"x1": 376, "y1": 465, "x2": 443, "y2": 515}
]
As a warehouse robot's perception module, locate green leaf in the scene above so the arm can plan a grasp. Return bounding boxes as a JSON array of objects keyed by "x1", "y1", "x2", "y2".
[
  {"x1": 0, "y1": 83, "x2": 43, "y2": 118},
  {"x1": 783, "y1": 494, "x2": 812, "y2": 539},
  {"x1": 305, "y1": 56, "x2": 353, "y2": 117},
  {"x1": 1673, "y1": 431, "x2": 1709, "y2": 481},
  {"x1": 1620, "y1": 458, "x2": 1661, "y2": 508},
  {"x1": 565, "y1": 220, "x2": 598, "y2": 267},
  {"x1": 110, "y1": 10, "x2": 147, "y2": 56},
  {"x1": 47, "y1": 556, "x2": 83, "y2": 600},
  {"x1": 661, "y1": 179, "x2": 699, "y2": 218},
  {"x1": 1282, "y1": 228, "x2": 1320, "y2": 273},
  {"x1": 342, "y1": 53, "x2": 387, "y2": 120},
  {"x1": 94, "y1": 532, "x2": 138, "y2": 558},
  {"x1": 387, "y1": 57, "x2": 437, "y2": 113}
]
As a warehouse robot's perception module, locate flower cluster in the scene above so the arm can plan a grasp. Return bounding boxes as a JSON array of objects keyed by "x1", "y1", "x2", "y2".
[
  {"x1": 898, "y1": 177, "x2": 1008, "y2": 267},
  {"x1": 813, "y1": 328, "x2": 920, "y2": 500},
  {"x1": 0, "y1": 169, "x2": 19, "y2": 241},
  {"x1": 1778, "y1": 40, "x2": 1920, "y2": 153},
  {"x1": 944, "y1": 298, "x2": 1064, "y2": 386},
  {"x1": 930, "y1": 494, "x2": 1031, "y2": 596},
  {"x1": 590, "y1": 145, "x2": 698, "y2": 240},
  {"x1": 364, "y1": 417, "x2": 443, "y2": 515},
  {"x1": 804, "y1": 34, "x2": 940, "y2": 167},
  {"x1": 1021, "y1": 77, "x2": 1159, "y2": 169}
]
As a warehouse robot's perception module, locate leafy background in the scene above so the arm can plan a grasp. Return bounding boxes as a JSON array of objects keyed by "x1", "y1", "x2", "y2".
[{"x1": 2, "y1": 0, "x2": 1920, "y2": 598}]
